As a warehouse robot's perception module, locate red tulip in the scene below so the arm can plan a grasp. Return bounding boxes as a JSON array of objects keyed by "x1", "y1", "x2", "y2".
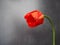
[
  {"x1": 24, "y1": 10, "x2": 44, "y2": 28},
  {"x1": 24, "y1": 10, "x2": 56, "y2": 45}
]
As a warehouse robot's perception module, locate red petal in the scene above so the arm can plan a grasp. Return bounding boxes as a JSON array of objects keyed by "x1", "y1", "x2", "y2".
[{"x1": 24, "y1": 10, "x2": 44, "y2": 28}]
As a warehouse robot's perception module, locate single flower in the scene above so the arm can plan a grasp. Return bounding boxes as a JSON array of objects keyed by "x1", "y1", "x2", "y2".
[
  {"x1": 24, "y1": 10, "x2": 44, "y2": 28},
  {"x1": 24, "y1": 10, "x2": 56, "y2": 45}
]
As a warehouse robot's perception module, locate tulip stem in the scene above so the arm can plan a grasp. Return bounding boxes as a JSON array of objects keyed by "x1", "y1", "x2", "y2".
[{"x1": 44, "y1": 15, "x2": 55, "y2": 45}]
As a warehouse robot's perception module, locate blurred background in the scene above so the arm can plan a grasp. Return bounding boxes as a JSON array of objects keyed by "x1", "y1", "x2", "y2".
[{"x1": 0, "y1": 0, "x2": 59, "y2": 45}]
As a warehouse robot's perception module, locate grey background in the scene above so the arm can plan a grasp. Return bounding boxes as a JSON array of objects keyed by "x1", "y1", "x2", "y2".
[{"x1": 0, "y1": 0, "x2": 59, "y2": 45}]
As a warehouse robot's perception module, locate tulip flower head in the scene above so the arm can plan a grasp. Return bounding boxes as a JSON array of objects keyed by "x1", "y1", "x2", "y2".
[{"x1": 24, "y1": 10, "x2": 44, "y2": 28}]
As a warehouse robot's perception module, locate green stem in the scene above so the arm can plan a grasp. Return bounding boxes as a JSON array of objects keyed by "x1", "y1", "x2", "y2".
[{"x1": 44, "y1": 15, "x2": 55, "y2": 45}]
